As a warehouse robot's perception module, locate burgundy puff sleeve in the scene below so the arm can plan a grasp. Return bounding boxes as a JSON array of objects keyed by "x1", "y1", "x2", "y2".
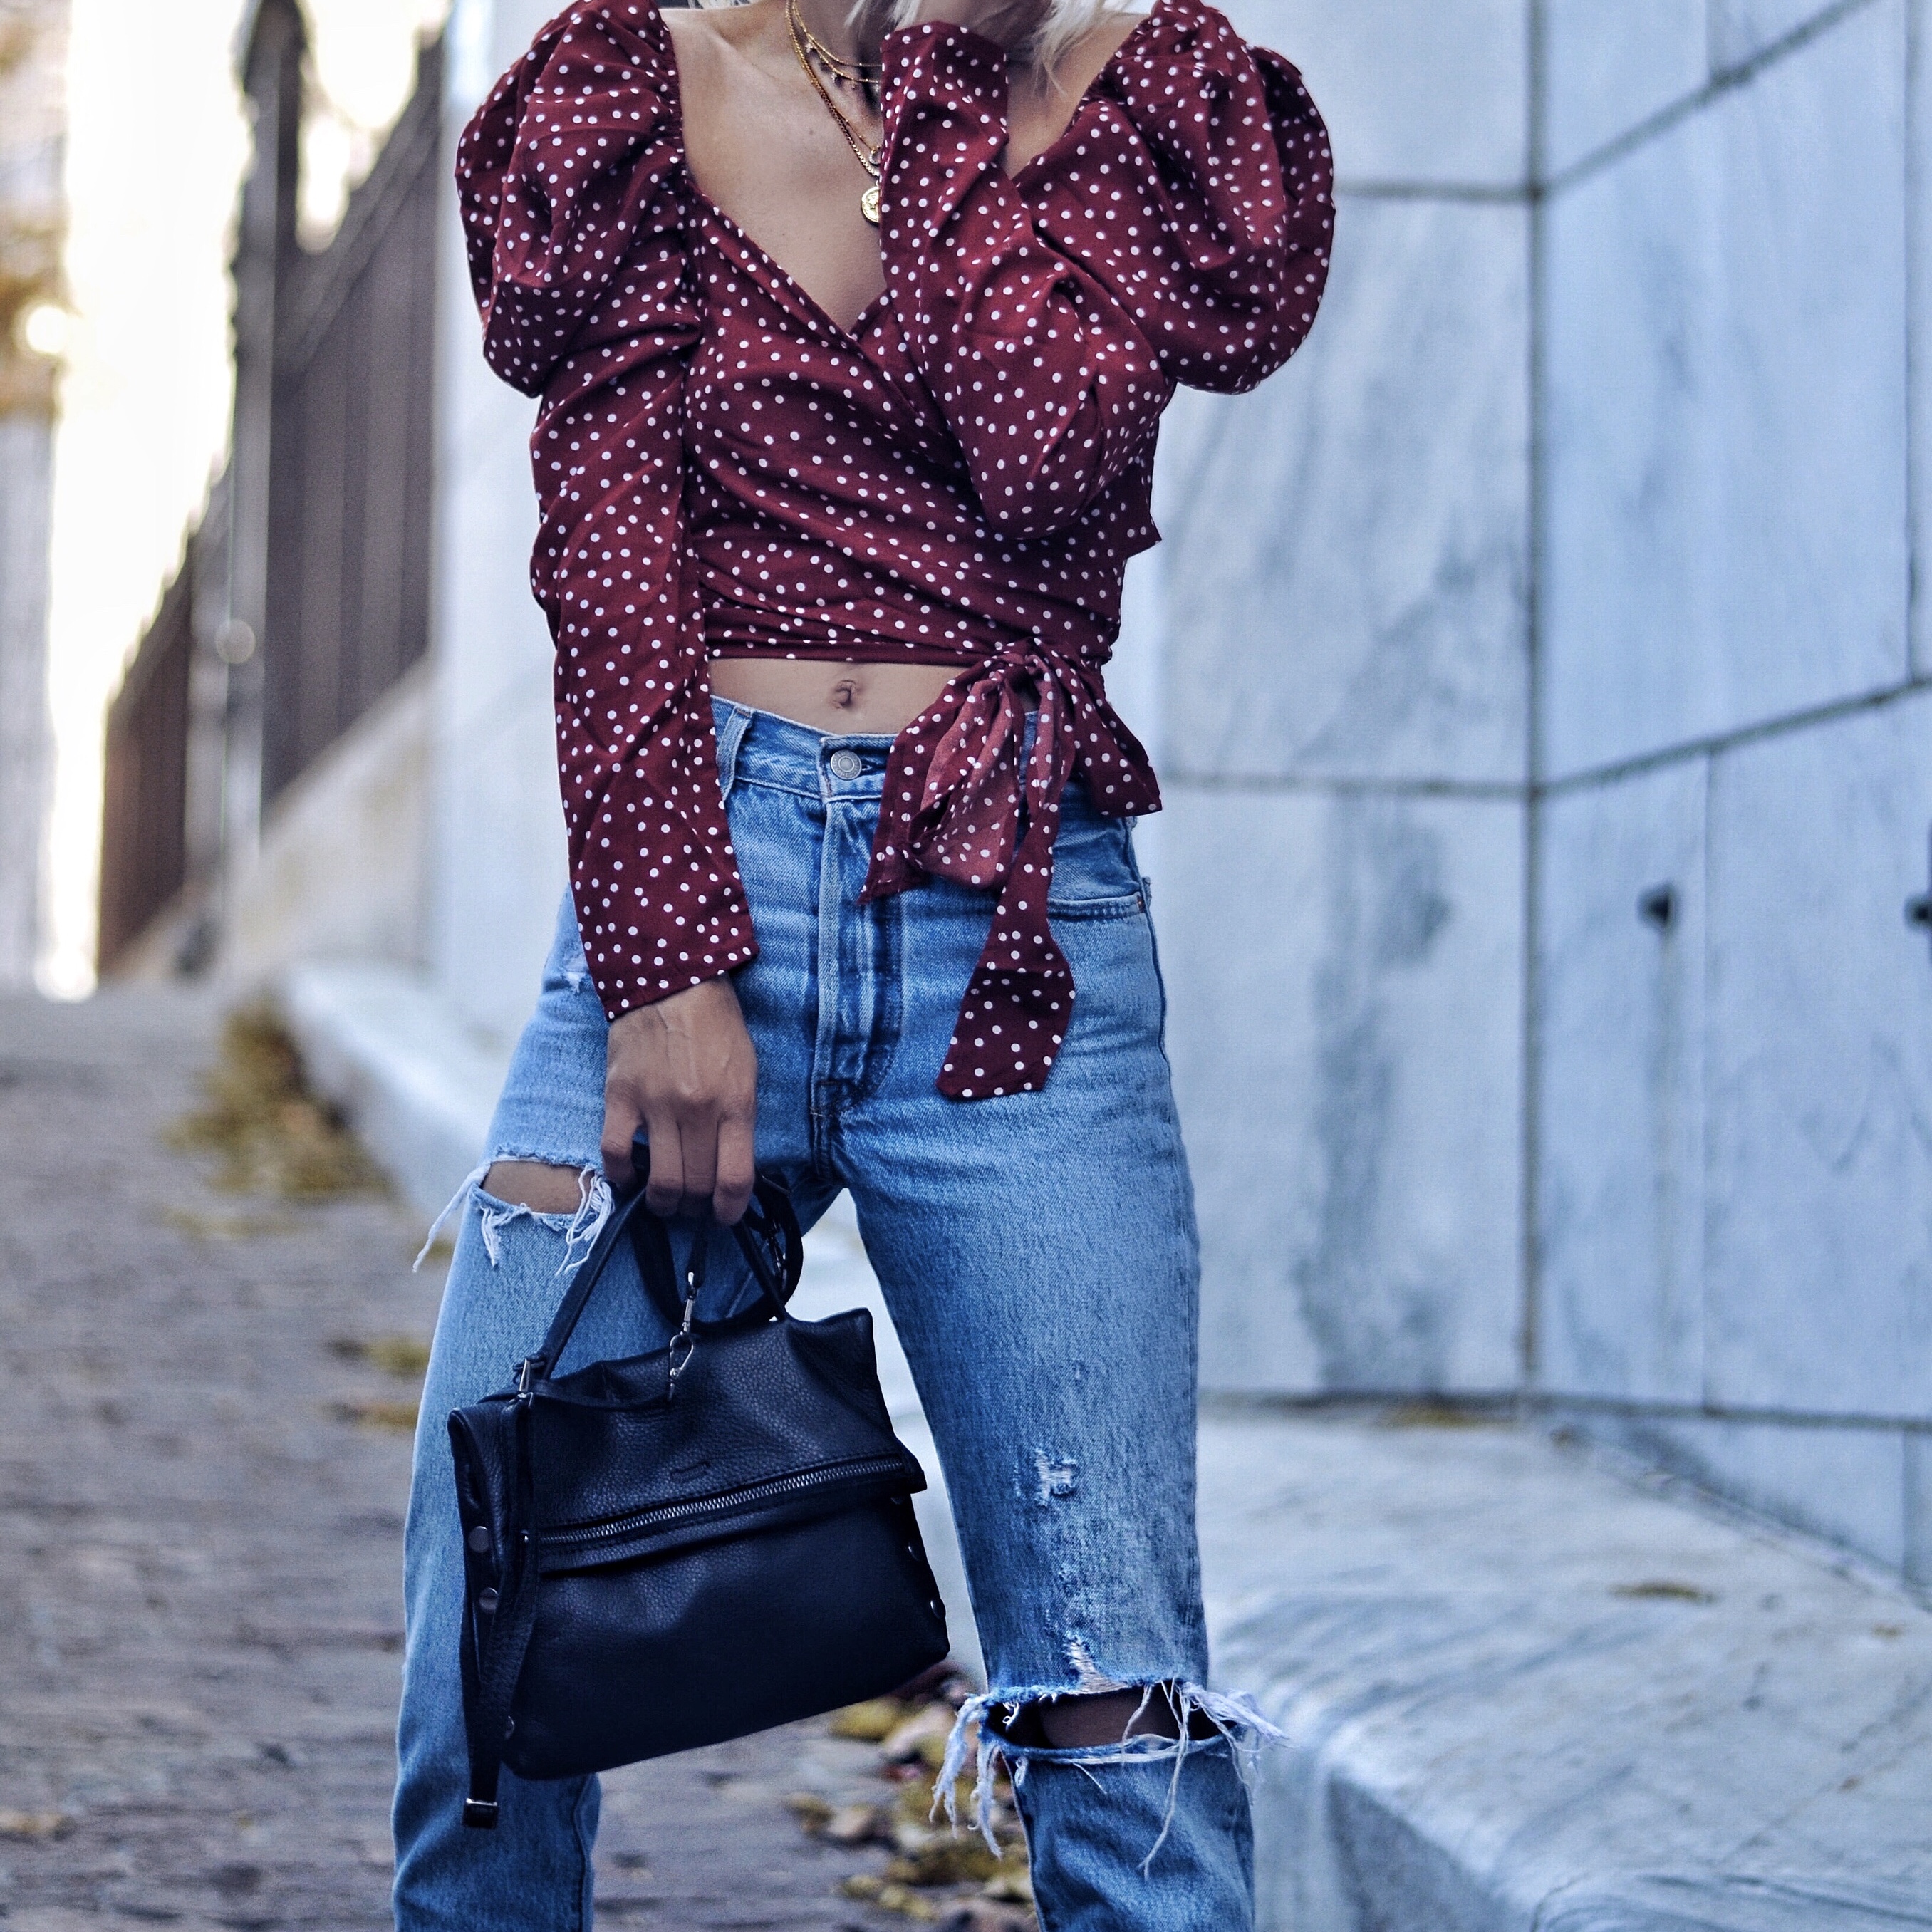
[
  {"x1": 874, "y1": 0, "x2": 1332, "y2": 544},
  {"x1": 1049, "y1": 0, "x2": 1334, "y2": 391},
  {"x1": 457, "y1": 1, "x2": 757, "y2": 1022}
]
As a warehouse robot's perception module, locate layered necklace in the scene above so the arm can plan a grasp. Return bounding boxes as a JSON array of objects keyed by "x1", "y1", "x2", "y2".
[{"x1": 785, "y1": 0, "x2": 885, "y2": 224}]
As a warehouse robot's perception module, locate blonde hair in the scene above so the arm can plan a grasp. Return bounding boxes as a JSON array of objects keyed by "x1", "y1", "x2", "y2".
[{"x1": 697, "y1": 0, "x2": 1123, "y2": 79}]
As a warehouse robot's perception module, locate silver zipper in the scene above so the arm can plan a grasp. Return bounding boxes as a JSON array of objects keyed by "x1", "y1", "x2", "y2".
[{"x1": 540, "y1": 1453, "x2": 912, "y2": 1554}]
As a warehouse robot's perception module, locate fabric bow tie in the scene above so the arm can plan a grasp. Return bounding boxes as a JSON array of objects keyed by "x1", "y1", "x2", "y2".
[{"x1": 861, "y1": 648, "x2": 1160, "y2": 1100}]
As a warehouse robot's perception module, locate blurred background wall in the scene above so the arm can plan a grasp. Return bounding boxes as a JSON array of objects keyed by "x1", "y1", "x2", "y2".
[
  {"x1": 30, "y1": 0, "x2": 1932, "y2": 1584},
  {"x1": 0, "y1": 0, "x2": 66, "y2": 990}
]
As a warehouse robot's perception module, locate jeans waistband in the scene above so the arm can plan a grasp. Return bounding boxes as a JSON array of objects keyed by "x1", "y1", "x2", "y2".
[{"x1": 711, "y1": 696, "x2": 1045, "y2": 804}]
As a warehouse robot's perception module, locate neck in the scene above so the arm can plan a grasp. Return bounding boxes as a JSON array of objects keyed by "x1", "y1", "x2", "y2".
[{"x1": 791, "y1": 0, "x2": 878, "y2": 67}]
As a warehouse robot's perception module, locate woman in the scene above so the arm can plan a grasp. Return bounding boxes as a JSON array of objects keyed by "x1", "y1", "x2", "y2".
[{"x1": 391, "y1": 0, "x2": 1329, "y2": 1923}]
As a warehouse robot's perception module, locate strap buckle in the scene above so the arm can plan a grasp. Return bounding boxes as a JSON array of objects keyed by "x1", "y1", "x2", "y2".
[
  {"x1": 462, "y1": 1798, "x2": 500, "y2": 1830},
  {"x1": 514, "y1": 1354, "x2": 545, "y2": 1396}
]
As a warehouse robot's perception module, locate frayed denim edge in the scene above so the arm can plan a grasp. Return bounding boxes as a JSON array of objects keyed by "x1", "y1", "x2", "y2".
[
  {"x1": 933, "y1": 1678, "x2": 1287, "y2": 1872},
  {"x1": 411, "y1": 1158, "x2": 613, "y2": 1277}
]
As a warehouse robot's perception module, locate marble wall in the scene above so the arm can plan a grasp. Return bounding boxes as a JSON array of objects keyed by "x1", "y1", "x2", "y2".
[
  {"x1": 1537, "y1": 759, "x2": 1708, "y2": 1408},
  {"x1": 1151, "y1": 0, "x2": 1532, "y2": 1397},
  {"x1": 1158, "y1": 0, "x2": 1932, "y2": 1576},
  {"x1": 1165, "y1": 787, "x2": 1527, "y2": 1396},
  {"x1": 1542, "y1": 0, "x2": 1908, "y2": 780},
  {"x1": 1527, "y1": 0, "x2": 1932, "y2": 1577}
]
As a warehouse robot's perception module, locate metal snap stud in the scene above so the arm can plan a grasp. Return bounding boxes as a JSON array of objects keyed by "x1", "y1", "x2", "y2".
[
  {"x1": 478, "y1": 1587, "x2": 499, "y2": 1613},
  {"x1": 828, "y1": 749, "x2": 863, "y2": 779},
  {"x1": 467, "y1": 1526, "x2": 492, "y2": 1553}
]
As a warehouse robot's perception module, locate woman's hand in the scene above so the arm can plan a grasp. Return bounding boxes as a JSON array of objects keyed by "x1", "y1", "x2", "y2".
[{"x1": 602, "y1": 977, "x2": 758, "y2": 1223}]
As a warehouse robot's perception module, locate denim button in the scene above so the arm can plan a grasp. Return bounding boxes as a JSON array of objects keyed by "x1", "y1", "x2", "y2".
[{"x1": 828, "y1": 749, "x2": 863, "y2": 779}]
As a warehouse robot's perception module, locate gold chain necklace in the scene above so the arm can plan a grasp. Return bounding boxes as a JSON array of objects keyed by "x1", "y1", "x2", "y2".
[
  {"x1": 786, "y1": 0, "x2": 883, "y2": 224},
  {"x1": 797, "y1": 6, "x2": 881, "y2": 89}
]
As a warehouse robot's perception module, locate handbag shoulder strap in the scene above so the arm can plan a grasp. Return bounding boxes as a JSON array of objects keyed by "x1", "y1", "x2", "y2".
[
  {"x1": 527, "y1": 1184, "x2": 675, "y2": 1378},
  {"x1": 460, "y1": 1392, "x2": 540, "y2": 1827}
]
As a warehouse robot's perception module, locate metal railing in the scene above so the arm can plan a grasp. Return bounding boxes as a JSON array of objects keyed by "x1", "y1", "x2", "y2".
[{"x1": 96, "y1": 4, "x2": 442, "y2": 974}]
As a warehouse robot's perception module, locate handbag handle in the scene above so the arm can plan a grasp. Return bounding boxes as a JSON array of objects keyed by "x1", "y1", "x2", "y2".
[{"x1": 523, "y1": 1151, "x2": 803, "y2": 1386}]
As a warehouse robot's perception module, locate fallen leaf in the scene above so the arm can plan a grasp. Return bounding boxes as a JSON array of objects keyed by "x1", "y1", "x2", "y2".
[
  {"x1": 0, "y1": 1810, "x2": 73, "y2": 1841},
  {"x1": 1609, "y1": 1580, "x2": 1715, "y2": 1604},
  {"x1": 783, "y1": 1792, "x2": 834, "y2": 1833},
  {"x1": 830, "y1": 1696, "x2": 908, "y2": 1743}
]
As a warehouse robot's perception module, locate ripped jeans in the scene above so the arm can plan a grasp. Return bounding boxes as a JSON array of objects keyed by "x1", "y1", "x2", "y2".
[{"x1": 391, "y1": 700, "x2": 1261, "y2": 1931}]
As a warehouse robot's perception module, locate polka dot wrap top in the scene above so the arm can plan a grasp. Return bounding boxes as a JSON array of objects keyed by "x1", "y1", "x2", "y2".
[{"x1": 457, "y1": 0, "x2": 1332, "y2": 1099}]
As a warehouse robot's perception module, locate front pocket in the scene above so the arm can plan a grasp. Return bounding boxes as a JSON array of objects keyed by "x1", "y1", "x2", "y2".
[
  {"x1": 1046, "y1": 888, "x2": 1147, "y2": 922},
  {"x1": 536, "y1": 1451, "x2": 921, "y2": 1572},
  {"x1": 1049, "y1": 796, "x2": 1141, "y2": 911}
]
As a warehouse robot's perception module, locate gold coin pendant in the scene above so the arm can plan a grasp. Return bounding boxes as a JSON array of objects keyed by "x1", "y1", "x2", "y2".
[{"x1": 860, "y1": 182, "x2": 881, "y2": 224}]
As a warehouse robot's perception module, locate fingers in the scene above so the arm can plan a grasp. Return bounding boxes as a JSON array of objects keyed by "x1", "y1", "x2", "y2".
[
  {"x1": 714, "y1": 1113, "x2": 757, "y2": 1226},
  {"x1": 634, "y1": 1108, "x2": 753, "y2": 1224},
  {"x1": 601, "y1": 1087, "x2": 642, "y2": 1193},
  {"x1": 645, "y1": 1104, "x2": 714, "y2": 1221},
  {"x1": 603, "y1": 982, "x2": 759, "y2": 1222}
]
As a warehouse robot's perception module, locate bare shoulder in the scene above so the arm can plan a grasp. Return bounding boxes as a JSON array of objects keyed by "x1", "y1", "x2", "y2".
[
  {"x1": 660, "y1": 4, "x2": 730, "y2": 100},
  {"x1": 660, "y1": 1, "x2": 797, "y2": 188}
]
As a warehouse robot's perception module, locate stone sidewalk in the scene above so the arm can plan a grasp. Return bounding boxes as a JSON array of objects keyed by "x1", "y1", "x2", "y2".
[{"x1": 0, "y1": 990, "x2": 925, "y2": 1930}]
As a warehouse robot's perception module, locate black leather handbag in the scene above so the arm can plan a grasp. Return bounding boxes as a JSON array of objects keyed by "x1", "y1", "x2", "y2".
[{"x1": 448, "y1": 1170, "x2": 950, "y2": 1827}]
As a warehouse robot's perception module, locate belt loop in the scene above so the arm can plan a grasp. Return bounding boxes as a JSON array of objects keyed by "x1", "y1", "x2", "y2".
[{"x1": 712, "y1": 695, "x2": 752, "y2": 801}]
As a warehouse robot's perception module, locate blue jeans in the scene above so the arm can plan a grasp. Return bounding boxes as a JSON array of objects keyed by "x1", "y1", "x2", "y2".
[{"x1": 392, "y1": 700, "x2": 1258, "y2": 1930}]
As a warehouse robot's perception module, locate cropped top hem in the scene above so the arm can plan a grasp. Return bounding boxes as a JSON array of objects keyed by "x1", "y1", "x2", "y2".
[
  {"x1": 457, "y1": 0, "x2": 1333, "y2": 1093},
  {"x1": 707, "y1": 643, "x2": 972, "y2": 668}
]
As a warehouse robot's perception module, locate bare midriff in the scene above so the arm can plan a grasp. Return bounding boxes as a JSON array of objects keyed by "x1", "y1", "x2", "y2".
[{"x1": 710, "y1": 657, "x2": 960, "y2": 735}]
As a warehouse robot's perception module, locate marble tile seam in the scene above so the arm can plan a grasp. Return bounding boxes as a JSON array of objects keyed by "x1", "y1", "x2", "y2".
[
  {"x1": 1161, "y1": 769, "x2": 1528, "y2": 800},
  {"x1": 1537, "y1": 0, "x2": 1885, "y2": 201},
  {"x1": 1337, "y1": 177, "x2": 1530, "y2": 204},
  {"x1": 1328, "y1": 0, "x2": 1884, "y2": 209},
  {"x1": 1533, "y1": 1415, "x2": 1932, "y2": 1601},
  {"x1": 1203, "y1": 1390, "x2": 1932, "y2": 1435},
  {"x1": 1534, "y1": 673, "x2": 1929, "y2": 796},
  {"x1": 1538, "y1": 1391, "x2": 1932, "y2": 1435}
]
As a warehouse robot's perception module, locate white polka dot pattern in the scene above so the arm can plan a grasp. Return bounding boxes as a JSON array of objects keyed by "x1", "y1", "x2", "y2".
[{"x1": 455, "y1": 0, "x2": 1333, "y2": 1097}]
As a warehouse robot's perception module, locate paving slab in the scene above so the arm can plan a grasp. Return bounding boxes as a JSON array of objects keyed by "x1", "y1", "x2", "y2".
[{"x1": 1199, "y1": 1409, "x2": 1932, "y2": 1932}]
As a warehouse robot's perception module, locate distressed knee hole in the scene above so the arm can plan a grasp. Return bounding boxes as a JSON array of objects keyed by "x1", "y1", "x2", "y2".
[
  {"x1": 1034, "y1": 1451, "x2": 1079, "y2": 1503},
  {"x1": 484, "y1": 1160, "x2": 588, "y2": 1213},
  {"x1": 933, "y1": 1671, "x2": 1289, "y2": 1861},
  {"x1": 415, "y1": 1158, "x2": 611, "y2": 1274},
  {"x1": 1015, "y1": 1684, "x2": 1204, "y2": 1750}
]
